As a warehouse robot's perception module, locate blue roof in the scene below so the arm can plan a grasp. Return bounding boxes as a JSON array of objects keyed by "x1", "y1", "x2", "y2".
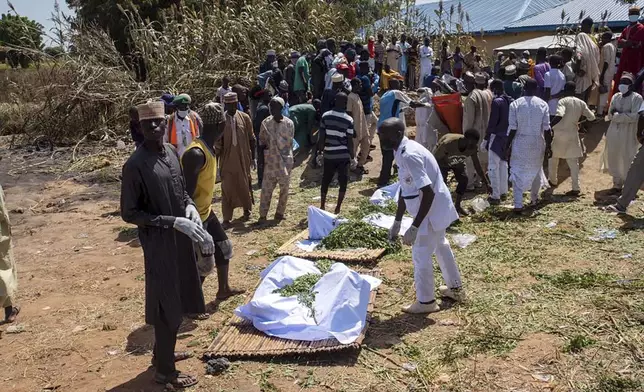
[
  {"x1": 411, "y1": 0, "x2": 571, "y2": 34},
  {"x1": 505, "y1": 0, "x2": 644, "y2": 32}
]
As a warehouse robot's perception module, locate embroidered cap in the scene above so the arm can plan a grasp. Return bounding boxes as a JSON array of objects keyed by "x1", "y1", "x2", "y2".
[{"x1": 137, "y1": 101, "x2": 165, "y2": 121}]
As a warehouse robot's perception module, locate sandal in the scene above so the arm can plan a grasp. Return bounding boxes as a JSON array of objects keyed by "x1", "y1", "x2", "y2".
[
  {"x1": 4, "y1": 305, "x2": 20, "y2": 324},
  {"x1": 151, "y1": 351, "x2": 194, "y2": 367},
  {"x1": 602, "y1": 204, "x2": 626, "y2": 214},
  {"x1": 187, "y1": 313, "x2": 210, "y2": 320},
  {"x1": 155, "y1": 372, "x2": 198, "y2": 389}
]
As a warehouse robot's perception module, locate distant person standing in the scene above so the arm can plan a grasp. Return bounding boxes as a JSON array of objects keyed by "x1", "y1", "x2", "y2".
[
  {"x1": 166, "y1": 94, "x2": 203, "y2": 157},
  {"x1": 485, "y1": 79, "x2": 513, "y2": 204},
  {"x1": 0, "y1": 184, "x2": 19, "y2": 324},
  {"x1": 533, "y1": 47, "x2": 551, "y2": 99},
  {"x1": 613, "y1": 6, "x2": 644, "y2": 95},
  {"x1": 419, "y1": 37, "x2": 434, "y2": 87},
  {"x1": 543, "y1": 55, "x2": 566, "y2": 119},
  {"x1": 574, "y1": 17, "x2": 600, "y2": 102},
  {"x1": 452, "y1": 46, "x2": 464, "y2": 78},
  {"x1": 293, "y1": 53, "x2": 310, "y2": 104},
  {"x1": 598, "y1": 31, "x2": 617, "y2": 116},
  {"x1": 463, "y1": 46, "x2": 479, "y2": 73},
  {"x1": 374, "y1": 33, "x2": 386, "y2": 76},
  {"x1": 386, "y1": 35, "x2": 401, "y2": 73},
  {"x1": 441, "y1": 41, "x2": 452, "y2": 75}
]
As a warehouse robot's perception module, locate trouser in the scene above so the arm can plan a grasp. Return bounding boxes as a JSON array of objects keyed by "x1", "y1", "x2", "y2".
[
  {"x1": 411, "y1": 222, "x2": 463, "y2": 303},
  {"x1": 321, "y1": 159, "x2": 349, "y2": 194},
  {"x1": 488, "y1": 150, "x2": 508, "y2": 199},
  {"x1": 260, "y1": 172, "x2": 290, "y2": 217},
  {"x1": 465, "y1": 152, "x2": 486, "y2": 189},
  {"x1": 616, "y1": 145, "x2": 644, "y2": 210},
  {"x1": 153, "y1": 305, "x2": 180, "y2": 377},
  {"x1": 204, "y1": 211, "x2": 230, "y2": 267},
  {"x1": 256, "y1": 142, "x2": 265, "y2": 186},
  {"x1": 375, "y1": 62, "x2": 383, "y2": 77},
  {"x1": 356, "y1": 133, "x2": 371, "y2": 166},
  {"x1": 378, "y1": 148, "x2": 395, "y2": 186},
  {"x1": 512, "y1": 173, "x2": 541, "y2": 209},
  {"x1": 366, "y1": 113, "x2": 377, "y2": 144},
  {"x1": 440, "y1": 163, "x2": 468, "y2": 195},
  {"x1": 548, "y1": 157, "x2": 580, "y2": 191}
]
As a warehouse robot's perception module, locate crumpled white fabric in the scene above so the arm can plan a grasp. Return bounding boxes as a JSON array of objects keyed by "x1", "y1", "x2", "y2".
[
  {"x1": 235, "y1": 256, "x2": 381, "y2": 344},
  {"x1": 370, "y1": 183, "x2": 400, "y2": 206},
  {"x1": 363, "y1": 213, "x2": 412, "y2": 236},
  {"x1": 294, "y1": 239, "x2": 321, "y2": 252},
  {"x1": 308, "y1": 206, "x2": 347, "y2": 240}
]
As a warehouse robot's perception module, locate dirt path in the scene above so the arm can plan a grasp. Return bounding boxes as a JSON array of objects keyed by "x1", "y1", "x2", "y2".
[{"x1": 0, "y1": 122, "x2": 642, "y2": 392}]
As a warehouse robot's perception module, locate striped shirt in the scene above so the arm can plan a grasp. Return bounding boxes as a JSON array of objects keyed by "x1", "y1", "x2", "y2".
[{"x1": 320, "y1": 110, "x2": 354, "y2": 160}]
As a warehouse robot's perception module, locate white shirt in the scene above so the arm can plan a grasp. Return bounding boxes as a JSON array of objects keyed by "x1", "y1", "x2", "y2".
[
  {"x1": 420, "y1": 45, "x2": 434, "y2": 70},
  {"x1": 394, "y1": 137, "x2": 458, "y2": 231},
  {"x1": 543, "y1": 68, "x2": 566, "y2": 114},
  {"x1": 173, "y1": 114, "x2": 195, "y2": 156},
  {"x1": 217, "y1": 86, "x2": 232, "y2": 103}
]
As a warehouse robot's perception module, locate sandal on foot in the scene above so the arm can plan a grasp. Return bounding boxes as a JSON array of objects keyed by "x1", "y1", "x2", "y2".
[
  {"x1": 4, "y1": 305, "x2": 20, "y2": 324},
  {"x1": 155, "y1": 372, "x2": 198, "y2": 389},
  {"x1": 188, "y1": 313, "x2": 210, "y2": 320}
]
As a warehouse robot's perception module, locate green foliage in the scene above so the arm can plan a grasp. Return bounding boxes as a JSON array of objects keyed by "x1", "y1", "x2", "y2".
[
  {"x1": 532, "y1": 270, "x2": 615, "y2": 289},
  {"x1": 320, "y1": 220, "x2": 402, "y2": 254},
  {"x1": 273, "y1": 273, "x2": 320, "y2": 322},
  {"x1": 44, "y1": 46, "x2": 65, "y2": 58},
  {"x1": 315, "y1": 259, "x2": 334, "y2": 274},
  {"x1": 564, "y1": 334, "x2": 596, "y2": 353},
  {"x1": 0, "y1": 13, "x2": 44, "y2": 68},
  {"x1": 348, "y1": 198, "x2": 398, "y2": 220},
  {"x1": 595, "y1": 375, "x2": 641, "y2": 392}
]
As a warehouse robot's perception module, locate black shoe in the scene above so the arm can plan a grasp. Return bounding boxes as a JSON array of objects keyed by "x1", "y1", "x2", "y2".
[
  {"x1": 565, "y1": 190, "x2": 581, "y2": 197},
  {"x1": 487, "y1": 197, "x2": 501, "y2": 206}
]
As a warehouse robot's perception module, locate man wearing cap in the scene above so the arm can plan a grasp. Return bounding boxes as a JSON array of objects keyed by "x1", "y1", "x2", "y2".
[
  {"x1": 260, "y1": 49, "x2": 277, "y2": 74},
  {"x1": 600, "y1": 73, "x2": 644, "y2": 193},
  {"x1": 182, "y1": 102, "x2": 244, "y2": 301},
  {"x1": 505, "y1": 78, "x2": 552, "y2": 212},
  {"x1": 121, "y1": 101, "x2": 211, "y2": 389},
  {"x1": 614, "y1": 6, "x2": 644, "y2": 95},
  {"x1": 503, "y1": 65, "x2": 523, "y2": 99},
  {"x1": 517, "y1": 59, "x2": 533, "y2": 86},
  {"x1": 285, "y1": 51, "x2": 299, "y2": 106},
  {"x1": 463, "y1": 72, "x2": 493, "y2": 189},
  {"x1": 575, "y1": 17, "x2": 600, "y2": 101},
  {"x1": 321, "y1": 73, "x2": 346, "y2": 115},
  {"x1": 258, "y1": 97, "x2": 295, "y2": 221},
  {"x1": 161, "y1": 93, "x2": 176, "y2": 115},
  {"x1": 486, "y1": 79, "x2": 513, "y2": 204},
  {"x1": 215, "y1": 92, "x2": 256, "y2": 227},
  {"x1": 166, "y1": 94, "x2": 203, "y2": 156},
  {"x1": 549, "y1": 82, "x2": 595, "y2": 196},
  {"x1": 293, "y1": 52, "x2": 310, "y2": 105}
]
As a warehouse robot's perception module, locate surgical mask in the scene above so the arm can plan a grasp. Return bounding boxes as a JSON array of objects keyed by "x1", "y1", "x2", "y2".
[
  {"x1": 618, "y1": 84, "x2": 630, "y2": 94},
  {"x1": 177, "y1": 110, "x2": 189, "y2": 118},
  {"x1": 629, "y1": 14, "x2": 640, "y2": 22}
]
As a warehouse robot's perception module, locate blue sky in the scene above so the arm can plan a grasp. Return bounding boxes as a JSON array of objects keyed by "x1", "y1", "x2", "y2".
[{"x1": 1, "y1": 0, "x2": 73, "y2": 41}]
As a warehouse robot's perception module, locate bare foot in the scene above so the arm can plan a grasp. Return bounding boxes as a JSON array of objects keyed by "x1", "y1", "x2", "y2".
[{"x1": 216, "y1": 288, "x2": 246, "y2": 300}]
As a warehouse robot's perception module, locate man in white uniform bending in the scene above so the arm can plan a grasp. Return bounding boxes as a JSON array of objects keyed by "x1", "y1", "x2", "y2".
[{"x1": 383, "y1": 118, "x2": 465, "y2": 314}]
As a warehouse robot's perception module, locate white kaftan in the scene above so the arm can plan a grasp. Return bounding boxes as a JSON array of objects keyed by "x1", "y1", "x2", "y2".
[
  {"x1": 419, "y1": 45, "x2": 434, "y2": 85},
  {"x1": 599, "y1": 42, "x2": 617, "y2": 113},
  {"x1": 600, "y1": 92, "x2": 644, "y2": 186},
  {"x1": 552, "y1": 96, "x2": 595, "y2": 159},
  {"x1": 414, "y1": 88, "x2": 437, "y2": 151},
  {"x1": 574, "y1": 32, "x2": 600, "y2": 95},
  {"x1": 508, "y1": 96, "x2": 550, "y2": 191}
]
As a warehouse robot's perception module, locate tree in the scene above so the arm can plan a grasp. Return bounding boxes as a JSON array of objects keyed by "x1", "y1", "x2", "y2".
[
  {"x1": 0, "y1": 13, "x2": 44, "y2": 68},
  {"x1": 44, "y1": 46, "x2": 65, "y2": 57}
]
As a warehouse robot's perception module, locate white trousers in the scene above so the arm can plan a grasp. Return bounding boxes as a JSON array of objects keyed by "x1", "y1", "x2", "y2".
[
  {"x1": 512, "y1": 172, "x2": 541, "y2": 209},
  {"x1": 411, "y1": 221, "x2": 463, "y2": 303},
  {"x1": 548, "y1": 157, "x2": 580, "y2": 191},
  {"x1": 488, "y1": 149, "x2": 508, "y2": 199}
]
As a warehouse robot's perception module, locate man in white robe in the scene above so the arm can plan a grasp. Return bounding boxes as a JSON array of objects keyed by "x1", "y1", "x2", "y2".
[
  {"x1": 575, "y1": 18, "x2": 601, "y2": 101},
  {"x1": 600, "y1": 73, "x2": 644, "y2": 192},
  {"x1": 598, "y1": 32, "x2": 617, "y2": 115},
  {"x1": 419, "y1": 37, "x2": 434, "y2": 87},
  {"x1": 549, "y1": 82, "x2": 596, "y2": 196},
  {"x1": 506, "y1": 78, "x2": 552, "y2": 211}
]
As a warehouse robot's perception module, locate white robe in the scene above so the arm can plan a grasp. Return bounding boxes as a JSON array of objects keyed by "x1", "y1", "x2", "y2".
[
  {"x1": 600, "y1": 92, "x2": 644, "y2": 183},
  {"x1": 552, "y1": 96, "x2": 595, "y2": 159},
  {"x1": 419, "y1": 45, "x2": 434, "y2": 85},
  {"x1": 415, "y1": 88, "x2": 436, "y2": 151},
  {"x1": 574, "y1": 32, "x2": 600, "y2": 94},
  {"x1": 508, "y1": 96, "x2": 550, "y2": 191},
  {"x1": 0, "y1": 185, "x2": 17, "y2": 308}
]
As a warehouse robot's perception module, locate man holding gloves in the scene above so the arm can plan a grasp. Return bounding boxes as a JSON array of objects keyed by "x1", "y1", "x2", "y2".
[{"x1": 381, "y1": 118, "x2": 465, "y2": 314}]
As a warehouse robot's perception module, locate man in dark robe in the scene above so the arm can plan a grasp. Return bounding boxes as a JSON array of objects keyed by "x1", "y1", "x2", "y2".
[{"x1": 121, "y1": 101, "x2": 211, "y2": 389}]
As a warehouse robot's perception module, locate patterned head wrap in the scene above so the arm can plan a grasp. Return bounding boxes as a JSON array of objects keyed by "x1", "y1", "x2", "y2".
[
  {"x1": 223, "y1": 92, "x2": 238, "y2": 103},
  {"x1": 201, "y1": 102, "x2": 224, "y2": 125},
  {"x1": 136, "y1": 101, "x2": 165, "y2": 121}
]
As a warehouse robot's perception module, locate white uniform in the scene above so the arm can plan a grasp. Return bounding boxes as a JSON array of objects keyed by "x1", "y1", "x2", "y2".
[
  {"x1": 414, "y1": 88, "x2": 438, "y2": 151},
  {"x1": 395, "y1": 137, "x2": 463, "y2": 303}
]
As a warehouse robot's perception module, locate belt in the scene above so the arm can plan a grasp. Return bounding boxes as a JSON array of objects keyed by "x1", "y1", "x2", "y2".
[{"x1": 402, "y1": 194, "x2": 419, "y2": 200}]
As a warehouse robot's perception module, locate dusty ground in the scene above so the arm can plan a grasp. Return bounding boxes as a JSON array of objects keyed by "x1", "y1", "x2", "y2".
[{"x1": 0, "y1": 121, "x2": 642, "y2": 392}]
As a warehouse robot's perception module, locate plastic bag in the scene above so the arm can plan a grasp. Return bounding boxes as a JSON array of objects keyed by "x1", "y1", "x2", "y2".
[
  {"x1": 308, "y1": 206, "x2": 347, "y2": 240},
  {"x1": 451, "y1": 234, "x2": 477, "y2": 248},
  {"x1": 470, "y1": 197, "x2": 490, "y2": 213}
]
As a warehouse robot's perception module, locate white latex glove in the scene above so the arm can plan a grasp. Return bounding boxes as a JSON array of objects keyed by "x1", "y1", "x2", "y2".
[
  {"x1": 389, "y1": 220, "x2": 402, "y2": 240},
  {"x1": 200, "y1": 232, "x2": 215, "y2": 255},
  {"x1": 185, "y1": 204, "x2": 201, "y2": 225},
  {"x1": 402, "y1": 225, "x2": 419, "y2": 246},
  {"x1": 350, "y1": 158, "x2": 358, "y2": 170},
  {"x1": 316, "y1": 154, "x2": 324, "y2": 167},
  {"x1": 251, "y1": 159, "x2": 257, "y2": 170},
  {"x1": 174, "y1": 217, "x2": 207, "y2": 243}
]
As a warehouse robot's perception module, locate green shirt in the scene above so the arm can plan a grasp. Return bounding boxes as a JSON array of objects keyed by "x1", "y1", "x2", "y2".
[
  {"x1": 293, "y1": 56, "x2": 310, "y2": 92},
  {"x1": 289, "y1": 104, "x2": 317, "y2": 147},
  {"x1": 433, "y1": 133, "x2": 478, "y2": 168}
]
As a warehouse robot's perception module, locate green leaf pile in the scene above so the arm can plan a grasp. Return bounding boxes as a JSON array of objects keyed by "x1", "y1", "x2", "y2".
[{"x1": 320, "y1": 220, "x2": 402, "y2": 254}]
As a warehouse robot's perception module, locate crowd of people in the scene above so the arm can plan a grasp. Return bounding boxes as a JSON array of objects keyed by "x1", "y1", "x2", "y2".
[{"x1": 2, "y1": 5, "x2": 644, "y2": 390}]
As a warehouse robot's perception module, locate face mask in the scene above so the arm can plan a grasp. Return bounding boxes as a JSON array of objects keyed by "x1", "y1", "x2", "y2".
[
  {"x1": 629, "y1": 14, "x2": 640, "y2": 22},
  {"x1": 272, "y1": 61, "x2": 279, "y2": 68},
  {"x1": 618, "y1": 84, "x2": 630, "y2": 94},
  {"x1": 177, "y1": 110, "x2": 189, "y2": 118}
]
